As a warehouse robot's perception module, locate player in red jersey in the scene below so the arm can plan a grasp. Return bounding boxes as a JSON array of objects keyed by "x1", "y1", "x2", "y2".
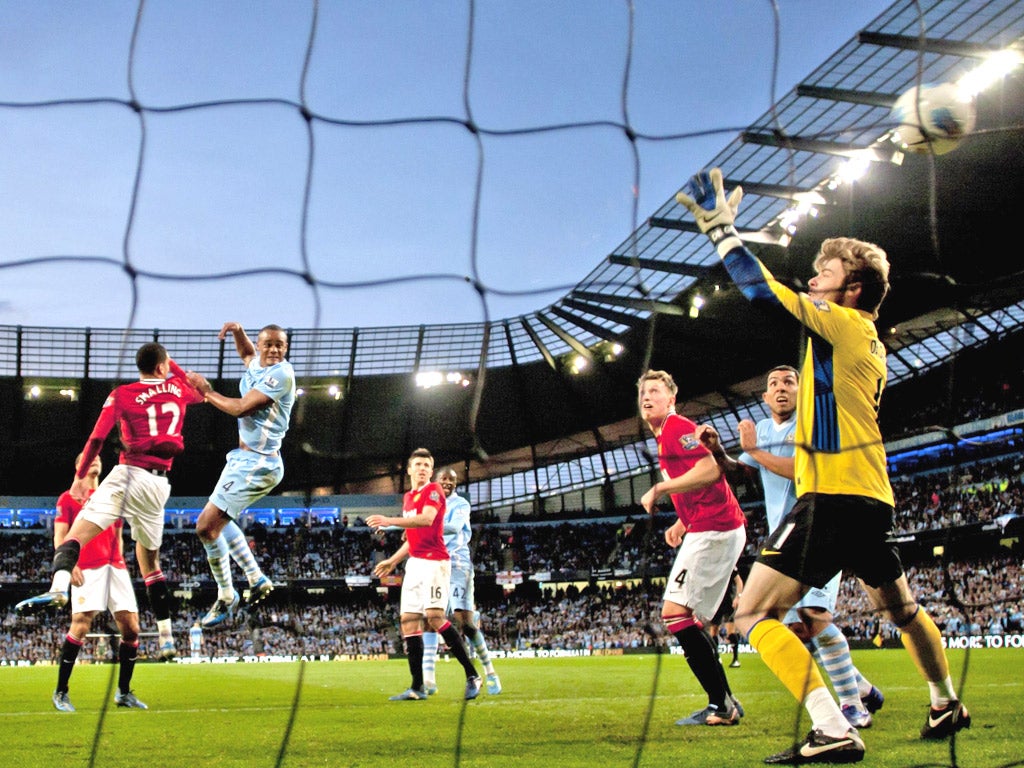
[
  {"x1": 369, "y1": 448, "x2": 482, "y2": 701},
  {"x1": 50, "y1": 453, "x2": 149, "y2": 711},
  {"x1": 638, "y1": 369, "x2": 747, "y2": 727},
  {"x1": 17, "y1": 342, "x2": 205, "y2": 664}
]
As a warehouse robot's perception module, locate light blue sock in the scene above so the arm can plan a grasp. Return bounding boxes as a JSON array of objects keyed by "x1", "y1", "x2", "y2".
[
  {"x1": 422, "y1": 632, "x2": 439, "y2": 687},
  {"x1": 812, "y1": 623, "x2": 865, "y2": 709},
  {"x1": 202, "y1": 534, "x2": 234, "y2": 600},
  {"x1": 855, "y1": 671, "x2": 872, "y2": 697},
  {"x1": 465, "y1": 625, "x2": 495, "y2": 675},
  {"x1": 222, "y1": 520, "x2": 263, "y2": 585}
]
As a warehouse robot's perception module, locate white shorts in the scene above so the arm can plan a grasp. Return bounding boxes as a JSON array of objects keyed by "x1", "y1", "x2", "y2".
[
  {"x1": 449, "y1": 563, "x2": 475, "y2": 613},
  {"x1": 69, "y1": 564, "x2": 138, "y2": 615},
  {"x1": 783, "y1": 571, "x2": 842, "y2": 624},
  {"x1": 210, "y1": 448, "x2": 284, "y2": 519},
  {"x1": 80, "y1": 464, "x2": 170, "y2": 551},
  {"x1": 400, "y1": 557, "x2": 451, "y2": 616},
  {"x1": 663, "y1": 527, "x2": 746, "y2": 623}
]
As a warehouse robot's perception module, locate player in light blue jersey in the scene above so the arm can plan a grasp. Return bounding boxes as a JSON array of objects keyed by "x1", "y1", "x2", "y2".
[
  {"x1": 186, "y1": 323, "x2": 295, "y2": 628},
  {"x1": 422, "y1": 467, "x2": 501, "y2": 697},
  {"x1": 189, "y1": 621, "x2": 203, "y2": 659},
  {"x1": 701, "y1": 365, "x2": 883, "y2": 729}
]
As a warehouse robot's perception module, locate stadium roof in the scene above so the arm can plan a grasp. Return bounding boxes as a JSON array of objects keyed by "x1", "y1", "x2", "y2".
[
  {"x1": 453, "y1": 0, "x2": 1024, "y2": 493},
  {"x1": 2, "y1": 0, "x2": 1023, "y2": 498}
]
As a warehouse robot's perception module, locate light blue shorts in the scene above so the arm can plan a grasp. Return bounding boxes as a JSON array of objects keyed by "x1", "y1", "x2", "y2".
[
  {"x1": 449, "y1": 563, "x2": 476, "y2": 613},
  {"x1": 783, "y1": 571, "x2": 842, "y2": 624},
  {"x1": 210, "y1": 448, "x2": 284, "y2": 519}
]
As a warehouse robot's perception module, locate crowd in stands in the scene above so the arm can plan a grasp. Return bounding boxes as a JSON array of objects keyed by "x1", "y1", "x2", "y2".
[
  {"x1": 3, "y1": 502, "x2": 1022, "y2": 662},
  {"x1": 889, "y1": 454, "x2": 1024, "y2": 534},
  {"x1": 3, "y1": 550, "x2": 1019, "y2": 664},
  {"x1": 878, "y1": 337, "x2": 1024, "y2": 435},
  {"x1": 833, "y1": 554, "x2": 1024, "y2": 642},
  {"x1": 3, "y1": 374, "x2": 1023, "y2": 662},
  {"x1": 2, "y1": 599, "x2": 399, "y2": 664}
]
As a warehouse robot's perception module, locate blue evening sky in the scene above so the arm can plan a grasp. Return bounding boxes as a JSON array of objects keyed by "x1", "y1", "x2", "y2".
[{"x1": 0, "y1": 1, "x2": 893, "y2": 332}]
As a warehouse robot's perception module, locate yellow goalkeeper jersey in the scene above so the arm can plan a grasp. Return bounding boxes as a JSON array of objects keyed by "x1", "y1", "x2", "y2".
[{"x1": 722, "y1": 249, "x2": 895, "y2": 506}]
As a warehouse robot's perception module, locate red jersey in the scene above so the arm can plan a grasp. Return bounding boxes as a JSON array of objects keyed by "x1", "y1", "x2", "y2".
[
  {"x1": 403, "y1": 481, "x2": 449, "y2": 560},
  {"x1": 55, "y1": 489, "x2": 126, "y2": 570},
  {"x1": 657, "y1": 413, "x2": 746, "y2": 533},
  {"x1": 78, "y1": 360, "x2": 205, "y2": 476}
]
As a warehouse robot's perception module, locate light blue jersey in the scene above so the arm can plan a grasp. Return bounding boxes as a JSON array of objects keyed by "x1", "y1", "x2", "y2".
[
  {"x1": 443, "y1": 492, "x2": 472, "y2": 571},
  {"x1": 740, "y1": 414, "x2": 840, "y2": 615},
  {"x1": 443, "y1": 491, "x2": 476, "y2": 612},
  {"x1": 209, "y1": 358, "x2": 295, "y2": 518},
  {"x1": 739, "y1": 415, "x2": 797, "y2": 531},
  {"x1": 238, "y1": 359, "x2": 295, "y2": 454}
]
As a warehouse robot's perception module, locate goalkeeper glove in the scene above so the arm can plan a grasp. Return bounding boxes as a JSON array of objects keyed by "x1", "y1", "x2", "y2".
[{"x1": 675, "y1": 167, "x2": 744, "y2": 253}]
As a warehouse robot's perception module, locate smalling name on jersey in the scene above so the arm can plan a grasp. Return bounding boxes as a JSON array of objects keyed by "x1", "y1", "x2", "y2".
[{"x1": 135, "y1": 382, "x2": 184, "y2": 405}]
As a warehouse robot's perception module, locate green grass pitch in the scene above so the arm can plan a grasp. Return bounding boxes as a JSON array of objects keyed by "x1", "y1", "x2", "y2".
[{"x1": 0, "y1": 648, "x2": 1017, "y2": 768}]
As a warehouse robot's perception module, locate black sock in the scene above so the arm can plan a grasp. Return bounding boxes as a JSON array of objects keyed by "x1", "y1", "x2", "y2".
[
  {"x1": 118, "y1": 642, "x2": 138, "y2": 695},
  {"x1": 729, "y1": 632, "x2": 741, "y2": 661},
  {"x1": 404, "y1": 635, "x2": 424, "y2": 691},
  {"x1": 675, "y1": 624, "x2": 729, "y2": 709},
  {"x1": 145, "y1": 577, "x2": 171, "y2": 622},
  {"x1": 440, "y1": 623, "x2": 478, "y2": 679},
  {"x1": 706, "y1": 628, "x2": 734, "y2": 697},
  {"x1": 52, "y1": 540, "x2": 81, "y2": 575},
  {"x1": 56, "y1": 635, "x2": 82, "y2": 692}
]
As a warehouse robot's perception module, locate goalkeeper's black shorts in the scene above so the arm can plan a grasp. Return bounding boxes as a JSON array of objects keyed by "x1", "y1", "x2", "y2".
[{"x1": 755, "y1": 493, "x2": 903, "y2": 590}]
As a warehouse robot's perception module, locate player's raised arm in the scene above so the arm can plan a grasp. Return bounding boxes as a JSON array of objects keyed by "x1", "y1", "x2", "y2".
[
  {"x1": 218, "y1": 322, "x2": 256, "y2": 364},
  {"x1": 675, "y1": 167, "x2": 744, "y2": 253},
  {"x1": 677, "y1": 166, "x2": 797, "y2": 311}
]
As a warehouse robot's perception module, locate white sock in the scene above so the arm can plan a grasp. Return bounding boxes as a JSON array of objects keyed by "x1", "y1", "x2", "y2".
[
  {"x1": 928, "y1": 677, "x2": 957, "y2": 708},
  {"x1": 804, "y1": 687, "x2": 850, "y2": 737},
  {"x1": 51, "y1": 570, "x2": 71, "y2": 593}
]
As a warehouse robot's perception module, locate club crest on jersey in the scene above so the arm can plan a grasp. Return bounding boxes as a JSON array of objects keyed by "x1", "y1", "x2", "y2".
[
  {"x1": 811, "y1": 299, "x2": 832, "y2": 312},
  {"x1": 679, "y1": 433, "x2": 700, "y2": 450}
]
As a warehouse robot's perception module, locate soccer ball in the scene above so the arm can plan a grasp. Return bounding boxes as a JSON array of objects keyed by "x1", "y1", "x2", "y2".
[{"x1": 891, "y1": 82, "x2": 976, "y2": 156}]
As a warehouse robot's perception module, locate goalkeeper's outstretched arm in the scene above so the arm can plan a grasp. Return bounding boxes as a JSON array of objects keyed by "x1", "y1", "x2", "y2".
[{"x1": 676, "y1": 166, "x2": 787, "y2": 308}]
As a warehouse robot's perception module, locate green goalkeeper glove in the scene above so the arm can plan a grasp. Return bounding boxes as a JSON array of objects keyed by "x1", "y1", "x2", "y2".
[{"x1": 675, "y1": 167, "x2": 744, "y2": 253}]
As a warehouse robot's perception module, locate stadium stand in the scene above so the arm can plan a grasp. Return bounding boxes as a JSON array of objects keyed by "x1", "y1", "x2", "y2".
[
  {"x1": 0, "y1": 0, "x2": 1022, "y2": 676},
  {"x1": 2, "y1": 428, "x2": 1021, "y2": 662}
]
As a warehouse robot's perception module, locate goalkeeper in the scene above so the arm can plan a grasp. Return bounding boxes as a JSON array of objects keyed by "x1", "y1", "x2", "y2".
[{"x1": 676, "y1": 168, "x2": 969, "y2": 764}]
